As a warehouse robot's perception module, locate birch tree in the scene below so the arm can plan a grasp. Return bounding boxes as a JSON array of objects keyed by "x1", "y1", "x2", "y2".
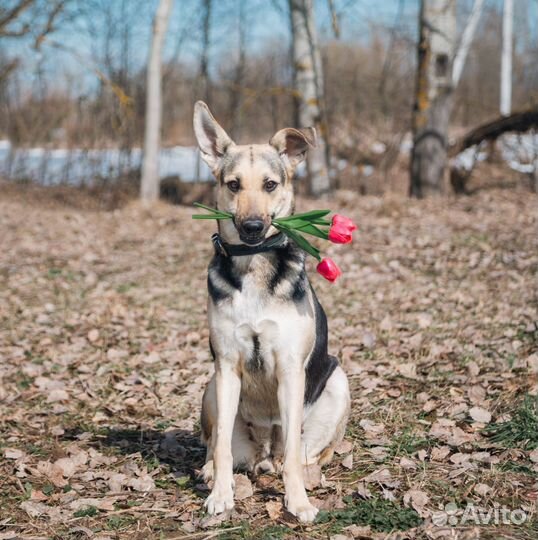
[
  {"x1": 289, "y1": 0, "x2": 330, "y2": 196},
  {"x1": 410, "y1": 0, "x2": 483, "y2": 198},
  {"x1": 140, "y1": 0, "x2": 173, "y2": 203},
  {"x1": 452, "y1": 0, "x2": 484, "y2": 87},
  {"x1": 500, "y1": 0, "x2": 513, "y2": 116}
]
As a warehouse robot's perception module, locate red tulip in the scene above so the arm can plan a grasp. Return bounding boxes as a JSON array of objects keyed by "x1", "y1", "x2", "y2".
[
  {"x1": 316, "y1": 258, "x2": 342, "y2": 282},
  {"x1": 328, "y1": 214, "x2": 357, "y2": 244}
]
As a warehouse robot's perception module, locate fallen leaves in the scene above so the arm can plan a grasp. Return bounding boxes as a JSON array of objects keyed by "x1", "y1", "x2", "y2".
[
  {"x1": 403, "y1": 489, "x2": 430, "y2": 517},
  {"x1": 469, "y1": 406, "x2": 492, "y2": 424},
  {"x1": 233, "y1": 474, "x2": 253, "y2": 500},
  {"x1": 1, "y1": 188, "x2": 536, "y2": 538},
  {"x1": 265, "y1": 499, "x2": 283, "y2": 520},
  {"x1": 303, "y1": 464, "x2": 323, "y2": 490}
]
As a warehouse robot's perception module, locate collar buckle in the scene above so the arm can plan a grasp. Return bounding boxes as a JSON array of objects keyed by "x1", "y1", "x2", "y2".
[{"x1": 211, "y1": 233, "x2": 229, "y2": 257}]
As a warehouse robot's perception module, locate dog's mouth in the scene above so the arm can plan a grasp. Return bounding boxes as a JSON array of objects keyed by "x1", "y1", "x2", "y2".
[
  {"x1": 233, "y1": 216, "x2": 270, "y2": 246},
  {"x1": 238, "y1": 232, "x2": 266, "y2": 245}
]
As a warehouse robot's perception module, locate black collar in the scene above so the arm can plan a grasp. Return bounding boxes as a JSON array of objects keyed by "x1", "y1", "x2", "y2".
[{"x1": 211, "y1": 232, "x2": 287, "y2": 257}]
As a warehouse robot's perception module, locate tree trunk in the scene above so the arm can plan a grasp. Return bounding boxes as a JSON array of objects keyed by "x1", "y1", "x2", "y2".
[
  {"x1": 500, "y1": 0, "x2": 513, "y2": 116},
  {"x1": 449, "y1": 107, "x2": 538, "y2": 156},
  {"x1": 141, "y1": 0, "x2": 173, "y2": 203},
  {"x1": 452, "y1": 0, "x2": 484, "y2": 87},
  {"x1": 410, "y1": 0, "x2": 456, "y2": 198},
  {"x1": 289, "y1": 0, "x2": 330, "y2": 196},
  {"x1": 229, "y1": 0, "x2": 246, "y2": 139},
  {"x1": 195, "y1": 0, "x2": 212, "y2": 182}
]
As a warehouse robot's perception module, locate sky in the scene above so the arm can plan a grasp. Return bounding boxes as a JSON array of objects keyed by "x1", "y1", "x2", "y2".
[
  {"x1": 4, "y1": 0, "x2": 537, "y2": 97},
  {"x1": 5, "y1": 0, "x2": 420, "y2": 93}
]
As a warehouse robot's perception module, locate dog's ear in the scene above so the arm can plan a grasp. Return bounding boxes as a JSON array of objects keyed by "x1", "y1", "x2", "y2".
[
  {"x1": 193, "y1": 101, "x2": 234, "y2": 171},
  {"x1": 269, "y1": 127, "x2": 317, "y2": 169}
]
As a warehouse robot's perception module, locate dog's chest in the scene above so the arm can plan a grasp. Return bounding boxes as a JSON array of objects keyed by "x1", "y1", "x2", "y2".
[{"x1": 208, "y1": 254, "x2": 315, "y2": 425}]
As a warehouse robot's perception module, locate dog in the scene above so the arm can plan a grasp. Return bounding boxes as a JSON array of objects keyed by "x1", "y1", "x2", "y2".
[{"x1": 194, "y1": 101, "x2": 350, "y2": 523}]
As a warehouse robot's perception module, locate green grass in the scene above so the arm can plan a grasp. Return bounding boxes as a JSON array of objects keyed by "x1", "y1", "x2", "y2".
[
  {"x1": 315, "y1": 496, "x2": 422, "y2": 533},
  {"x1": 73, "y1": 505, "x2": 98, "y2": 518},
  {"x1": 483, "y1": 395, "x2": 538, "y2": 450},
  {"x1": 389, "y1": 429, "x2": 432, "y2": 457},
  {"x1": 107, "y1": 515, "x2": 137, "y2": 530},
  {"x1": 499, "y1": 460, "x2": 538, "y2": 477},
  {"x1": 116, "y1": 282, "x2": 138, "y2": 294}
]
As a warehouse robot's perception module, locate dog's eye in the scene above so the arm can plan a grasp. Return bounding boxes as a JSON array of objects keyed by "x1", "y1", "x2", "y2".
[
  {"x1": 265, "y1": 180, "x2": 278, "y2": 192},
  {"x1": 227, "y1": 180, "x2": 240, "y2": 193}
]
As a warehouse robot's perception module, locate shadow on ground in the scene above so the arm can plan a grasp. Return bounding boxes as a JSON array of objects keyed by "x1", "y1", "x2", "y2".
[{"x1": 62, "y1": 426, "x2": 206, "y2": 478}]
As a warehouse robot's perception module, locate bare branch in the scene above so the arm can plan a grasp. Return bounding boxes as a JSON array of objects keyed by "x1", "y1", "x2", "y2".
[
  {"x1": 34, "y1": 0, "x2": 66, "y2": 49},
  {"x1": 0, "y1": 0, "x2": 33, "y2": 35}
]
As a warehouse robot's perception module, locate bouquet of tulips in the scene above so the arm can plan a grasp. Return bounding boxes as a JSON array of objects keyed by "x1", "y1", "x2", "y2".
[{"x1": 192, "y1": 203, "x2": 357, "y2": 282}]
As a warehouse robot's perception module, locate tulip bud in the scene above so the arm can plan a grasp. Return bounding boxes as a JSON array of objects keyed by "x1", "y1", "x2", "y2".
[
  {"x1": 328, "y1": 214, "x2": 357, "y2": 244},
  {"x1": 316, "y1": 257, "x2": 342, "y2": 282}
]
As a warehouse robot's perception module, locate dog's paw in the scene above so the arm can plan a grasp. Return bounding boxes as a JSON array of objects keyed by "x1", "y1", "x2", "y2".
[
  {"x1": 254, "y1": 458, "x2": 275, "y2": 476},
  {"x1": 204, "y1": 487, "x2": 234, "y2": 515},
  {"x1": 286, "y1": 499, "x2": 318, "y2": 523},
  {"x1": 200, "y1": 460, "x2": 214, "y2": 483}
]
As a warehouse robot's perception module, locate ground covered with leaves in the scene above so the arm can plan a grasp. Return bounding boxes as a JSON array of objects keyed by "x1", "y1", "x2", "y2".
[{"x1": 1, "y1": 185, "x2": 537, "y2": 540}]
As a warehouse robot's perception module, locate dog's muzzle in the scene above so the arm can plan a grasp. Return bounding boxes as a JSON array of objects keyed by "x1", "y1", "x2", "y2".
[{"x1": 237, "y1": 217, "x2": 269, "y2": 245}]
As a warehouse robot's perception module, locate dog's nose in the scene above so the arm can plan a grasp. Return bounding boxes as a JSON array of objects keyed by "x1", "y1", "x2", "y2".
[{"x1": 242, "y1": 219, "x2": 265, "y2": 235}]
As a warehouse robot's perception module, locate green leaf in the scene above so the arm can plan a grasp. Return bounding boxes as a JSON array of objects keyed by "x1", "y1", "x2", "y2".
[
  {"x1": 312, "y1": 218, "x2": 332, "y2": 226},
  {"x1": 274, "y1": 212, "x2": 330, "y2": 226},
  {"x1": 274, "y1": 218, "x2": 328, "y2": 240},
  {"x1": 294, "y1": 223, "x2": 329, "y2": 240},
  {"x1": 192, "y1": 202, "x2": 233, "y2": 219},
  {"x1": 275, "y1": 225, "x2": 321, "y2": 261},
  {"x1": 285, "y1": 209, "x2": 331, "y2": 220},
  {"x1": 192, "y1": 214, "x2": 232, "y2": 220}
]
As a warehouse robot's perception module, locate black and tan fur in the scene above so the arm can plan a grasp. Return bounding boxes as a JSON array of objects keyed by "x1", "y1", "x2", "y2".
[{"x1": 194, "y1": 101, "x2": 350, "y2": 523}]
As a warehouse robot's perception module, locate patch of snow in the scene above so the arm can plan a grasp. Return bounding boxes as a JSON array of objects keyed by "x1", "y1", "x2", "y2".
[
  {"x1": 0, "y1": 143, "x2": 212, "y2": 185},
  {"x1": 337, "y1": 159, "x2": 348, "y2": 171},
  {"x1": 371, "y1": 141, "x2": 386, "y2": 154}
]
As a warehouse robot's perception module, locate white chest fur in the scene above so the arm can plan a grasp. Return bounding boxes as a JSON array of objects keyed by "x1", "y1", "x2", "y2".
[{"x1": 208, "y1": 265, "x2": 315, "y2": 426}]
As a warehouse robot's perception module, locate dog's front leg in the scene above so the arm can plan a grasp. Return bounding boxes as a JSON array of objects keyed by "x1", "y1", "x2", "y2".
[
  {"x1": 277, "y1": 362, "x2": 318, "y2": 523},
  {"x1": 204, "y1": 358, "x2": 241, "y2": 515}
]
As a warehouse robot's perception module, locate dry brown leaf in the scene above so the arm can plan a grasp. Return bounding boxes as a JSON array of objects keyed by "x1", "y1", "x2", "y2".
[
  {"x1": 4, "y1": 448, "x2": 24, "y2": 460},
  {"x1": 473, "y1": 483, "x2": 491, "y2": 496},
  {"x1": 397, "y1": 362, "x2": 418, "y2": 379},
  {"x1": 356, "y1": 482, "x2": 372, "y2": 499},
  {"x1": 362, "y1": 468, "x2": 400, "y2": 488},
  {"x1": 341, "y1": 454, "x2": 353, "y2": 469},
  {"x1": 47, "y1": 389, "x2": 69, "y2": 403},
  {"x1": 400, "y1": 457, "x2": 417, "y2": 470},
  {"x1": 54, "y1": 457, "x2": 77, "y2": 478},
  {"x1": 469, "y1": 406, "x2": 492, "y2": 423},
  {"x1": 344, "y1": 525, "x2": 372, "y2": 538},
  {"x1": 403, "y1": 489, "x2": 430, "y2": 517},
  {"x1": 87, "y1": 329, "x2": 99, "y2": 342},
  {"x1": 233, "y1": 473, "x2": 253, "y2": 500},
  {"x1": 107, "y1": 473, "x2": 127, "y2": 492},
  {"x1": 334, "y1": 439, "x2": 353, "y2": 455},
  {"x1": 303, "y1": 464, "x2": 322, "y2": 490},
  {"x1": 70, "y1": 497, "x2": 117, "y2": 511},
  {"x1": 266, "y1": 500, "x2": 283, "y2": 520},
  {"x1": 36, "y1": 461, "x2": 67, "y2": 488},
  {"x1": 359, "y1": 419, "x2": 385, "y2": 436},
  {"x1": 128, "y1": 474, "x2": 155, "y2": 492},
  {"x1": 430, "y1": 446, "x2": 451, "y2": 462}
]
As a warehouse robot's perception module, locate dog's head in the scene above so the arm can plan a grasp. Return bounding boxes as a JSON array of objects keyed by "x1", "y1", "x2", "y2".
[{"x1": 193, "y1": 101, "x2": 316, "y2": 245}]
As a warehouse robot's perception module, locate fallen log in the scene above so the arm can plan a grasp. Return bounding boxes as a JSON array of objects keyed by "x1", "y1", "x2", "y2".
[{"x1": 449, "y1": 107, "x2": 538, "y2": 157}]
